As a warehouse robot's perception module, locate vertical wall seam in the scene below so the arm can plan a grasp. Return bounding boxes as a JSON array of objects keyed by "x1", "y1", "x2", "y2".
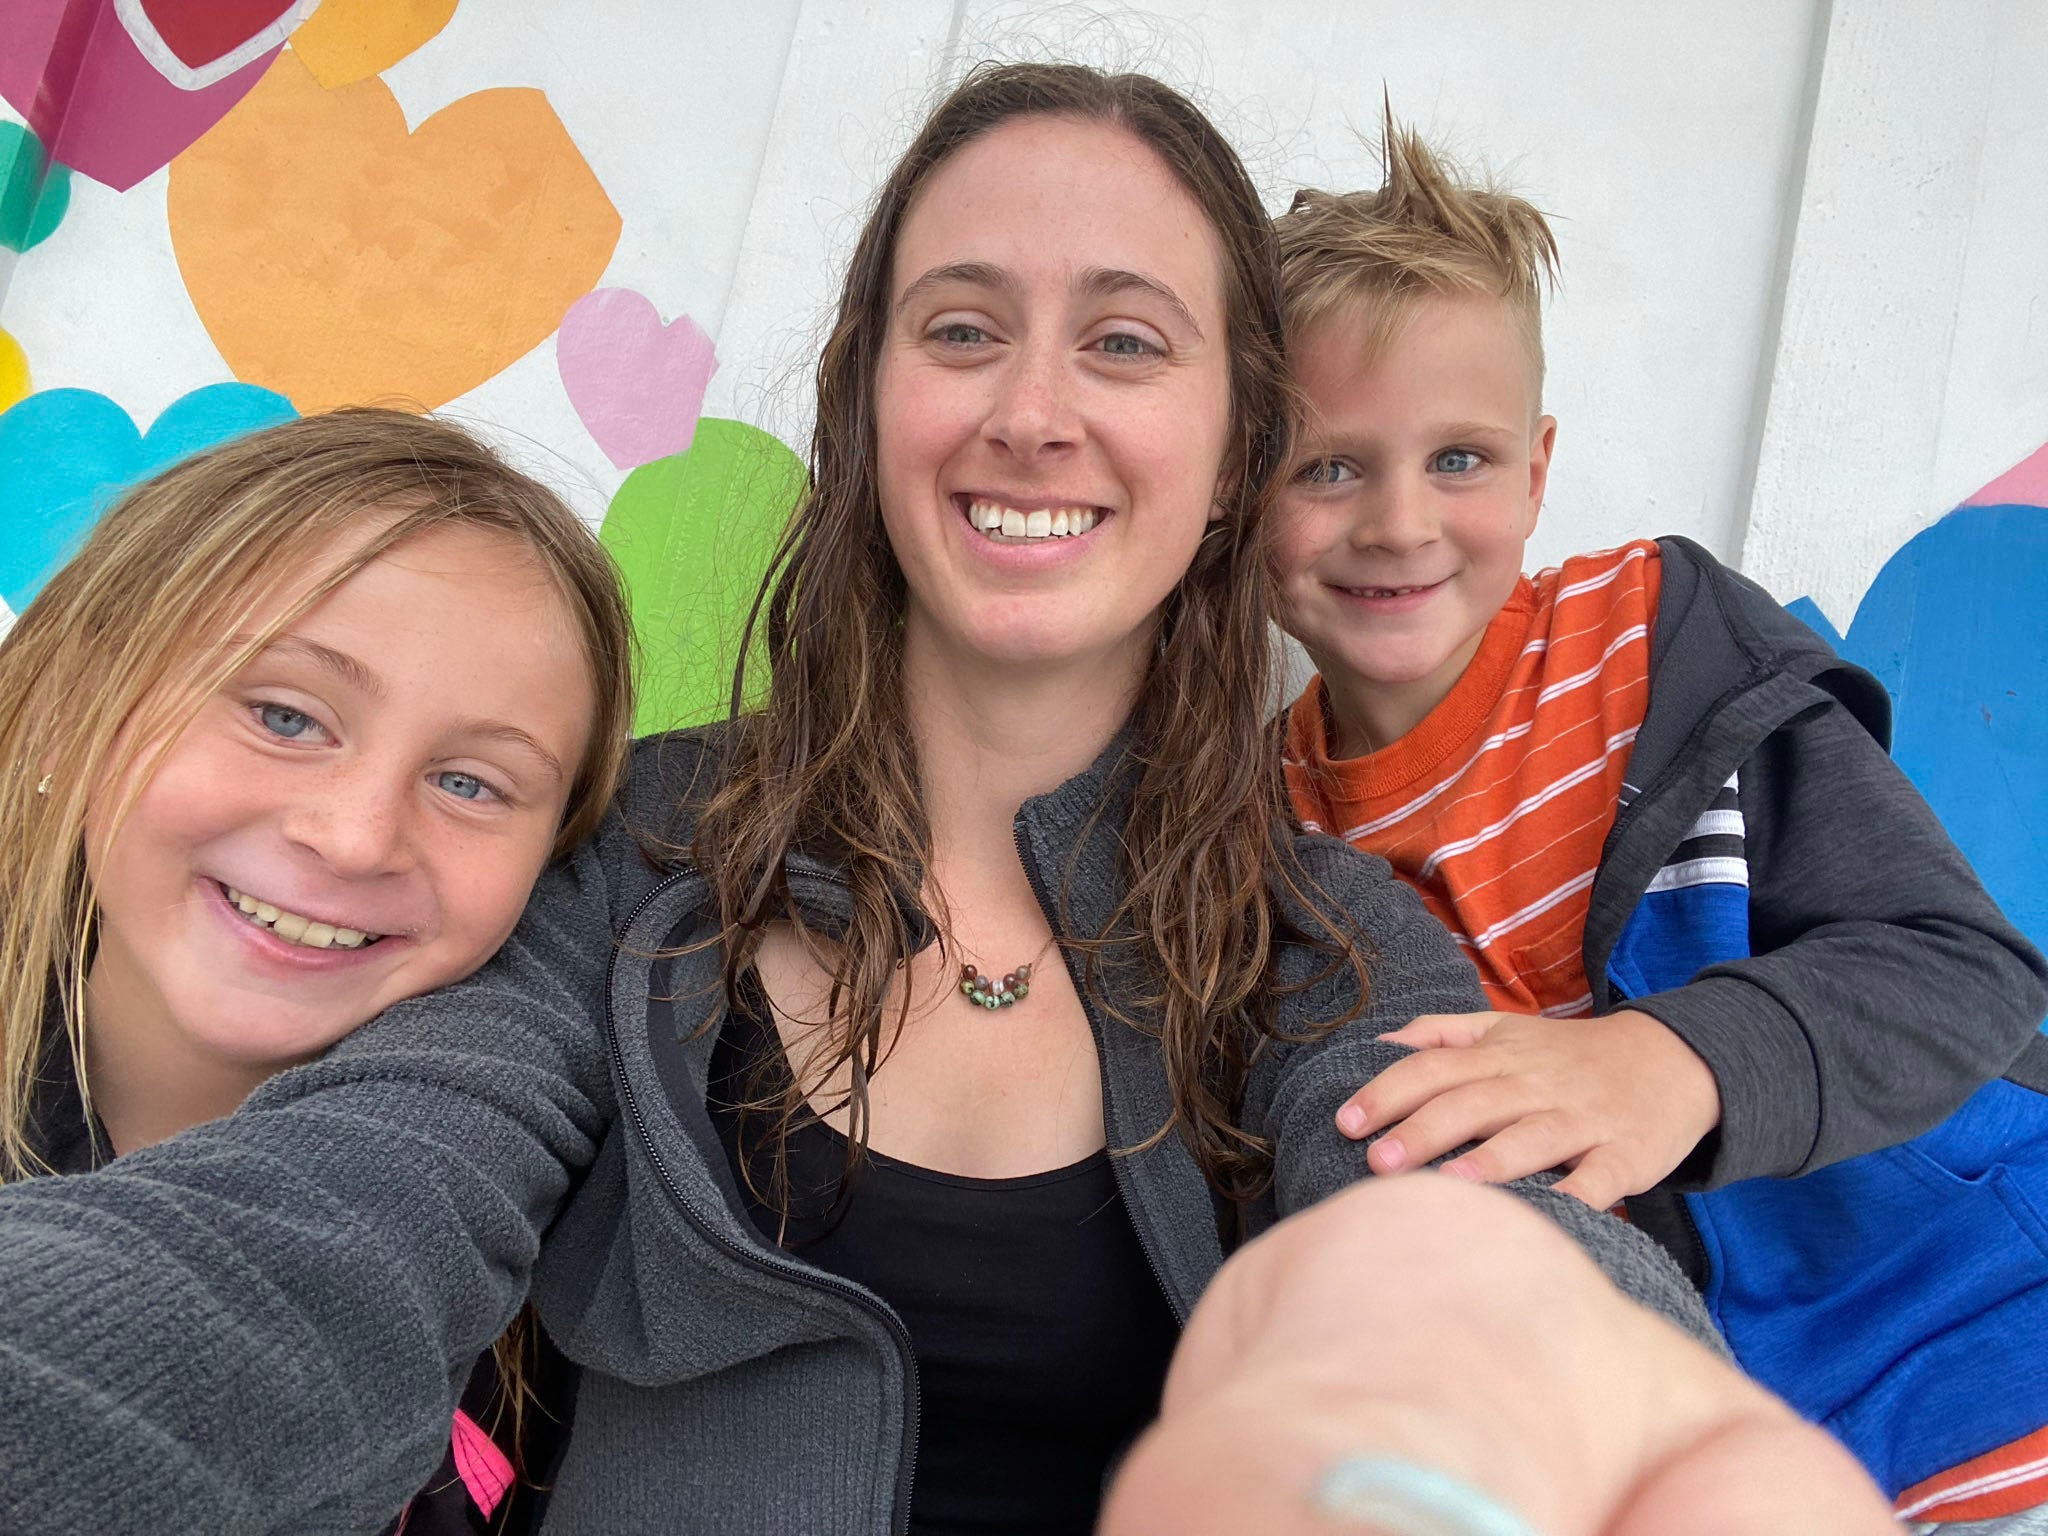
[{"x1": 1730, "y1": 0, "x2": 1835, "y2": 572}]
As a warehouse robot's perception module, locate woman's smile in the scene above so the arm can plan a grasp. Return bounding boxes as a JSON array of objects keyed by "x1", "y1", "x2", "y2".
[{"x1": 874, "y1": 113, "x2": 1232, "y2": 676}]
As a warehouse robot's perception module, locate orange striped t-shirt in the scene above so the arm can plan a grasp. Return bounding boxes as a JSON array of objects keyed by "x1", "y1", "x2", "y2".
[{"x1": 1284, "y1": 540, "x2": 1663, "y2": 1018}]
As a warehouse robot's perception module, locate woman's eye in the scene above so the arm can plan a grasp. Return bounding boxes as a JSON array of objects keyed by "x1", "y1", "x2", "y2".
[
  {"x1": 930, "y1": 322, "x2": 989, "y2": 346},
  {"x1": 256, "y1": 704, "x2": 319, "y2": 740},
  {"x1": 1294, "y1": 459, "x2": 1356, "y2": 486},
  {"x1": 1432, "y1": 448, "x2": 1484, "y2": 475},
  {"x1": 432, "y1": 771, "x2": 496, "y2": 803},
  {"x1": 1095, "y1": 331, "x2": 1159, "y2": 358}
]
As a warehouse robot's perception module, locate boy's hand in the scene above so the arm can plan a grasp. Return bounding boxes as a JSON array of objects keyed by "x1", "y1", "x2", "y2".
[{"x1": 1334, "y1": 1009, "x2": 1722, "y2": 1208}]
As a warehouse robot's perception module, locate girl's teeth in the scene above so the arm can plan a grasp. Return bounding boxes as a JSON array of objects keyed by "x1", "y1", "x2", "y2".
[{"x1": 222, "y1": 885, "x2": 380, "y2": 950}]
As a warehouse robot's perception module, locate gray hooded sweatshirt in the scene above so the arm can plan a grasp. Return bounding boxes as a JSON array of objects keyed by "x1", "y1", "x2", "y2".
[{"x1": 0, "y1": 726, "x2": 1711, "y2": 1533}]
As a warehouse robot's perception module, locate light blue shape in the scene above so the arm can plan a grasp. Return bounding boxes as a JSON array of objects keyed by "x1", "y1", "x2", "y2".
[
  {"x1": 1827, "y1": 504, "x2": 2048, "y2": 954},
  {"x1": 0, "y1": 383, "x2": 297, "y2": 611}
]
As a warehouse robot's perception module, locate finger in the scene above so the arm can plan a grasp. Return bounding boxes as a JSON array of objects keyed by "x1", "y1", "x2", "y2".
[
  {"x1": 1378, "y1": 1012, "x2": 1500, "y2": 1050},
  {"x1": 1440, "y1": 1114, "x2": 1595, "y2": 1190},
  {"x1": 1549, "y1": 1149, "x2": 1634, "y2": 1212},
  {"x1": 1612, "y1": 1412, "x2": 1896, "y2": 1535},
  {"x1": 1370, "y1": 1082, "x2": 1528, "y2": 1173},
  {"x1": 1337, "y1": 1047, "x2": 1502, "y2": 1140}
]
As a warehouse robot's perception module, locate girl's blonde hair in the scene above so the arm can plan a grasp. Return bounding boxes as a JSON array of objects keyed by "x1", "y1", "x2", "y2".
[{"x1": 0, "y1": 407, "x2": 635, "y2": 1182}]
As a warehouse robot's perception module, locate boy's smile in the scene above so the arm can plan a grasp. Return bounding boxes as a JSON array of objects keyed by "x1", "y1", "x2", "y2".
[{"x1": 1276, "y1": 292, "x2": 1555, "y2": 754}]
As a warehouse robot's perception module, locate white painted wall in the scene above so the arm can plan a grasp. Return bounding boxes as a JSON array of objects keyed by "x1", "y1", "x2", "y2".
[{"x1": 5, "y1": 0, "x2": 2044, "y2": 623}]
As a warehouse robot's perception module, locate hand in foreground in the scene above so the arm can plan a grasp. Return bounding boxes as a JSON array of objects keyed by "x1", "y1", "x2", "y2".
[
  {"x1": 1335, "y1": 1009, "x2": 1722, "y2": 1208},
  {"x1": 1098, "y1": 1176, "x2": 1893, "y2": 1536}
]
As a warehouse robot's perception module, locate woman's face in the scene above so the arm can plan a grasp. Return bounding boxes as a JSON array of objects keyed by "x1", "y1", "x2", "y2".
[
  {"x1": 84, "y1": 521, "x2": 596, "y2": 1080},
  {"x1": 874, "y1": 114, "x2": 1234, "y2": 677}
]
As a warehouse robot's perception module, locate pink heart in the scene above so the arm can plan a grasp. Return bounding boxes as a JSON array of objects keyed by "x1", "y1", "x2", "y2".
[
  {"x1": 557, "y1": 288, "x2": 719, "y2": 471},
  {"x1": 1963, "y1": 442, "x2": 2048, "y2": 510},
  {"x1": 0, "y1": 0, "x2": 283, "y2": 191}
]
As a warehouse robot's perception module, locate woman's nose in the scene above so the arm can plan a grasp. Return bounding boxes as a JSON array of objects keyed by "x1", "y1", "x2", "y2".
[{"x1": 982, "y1": 344, "x2": 1081, "y2": 460}]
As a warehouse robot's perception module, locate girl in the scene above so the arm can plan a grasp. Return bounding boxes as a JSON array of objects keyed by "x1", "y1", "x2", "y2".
[
  {"x1": 0, "y1": 408, "x2": 633, "y2": 1532},
  {"x1": 0, "y1": 70, "x2": 1878, "y2": 1535}
]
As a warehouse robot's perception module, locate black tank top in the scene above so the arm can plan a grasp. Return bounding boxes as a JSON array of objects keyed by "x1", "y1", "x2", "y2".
[{"x1": 709, "y1": 984, "x2": 1181, "y2": 1535}]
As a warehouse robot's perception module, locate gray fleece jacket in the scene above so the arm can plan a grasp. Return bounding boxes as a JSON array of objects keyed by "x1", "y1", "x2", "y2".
[{"x1": 0, "y1": 725, "x2": 1710, "y2": 1534}]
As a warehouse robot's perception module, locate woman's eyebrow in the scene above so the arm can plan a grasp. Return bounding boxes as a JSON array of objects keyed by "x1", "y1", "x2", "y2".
[
  {"x1": 1074, "y1": 266, "x2": 1203, "y2": 339},
  {"x1": 894, "y1": 260, "x2": 1013, "y2": 314}
]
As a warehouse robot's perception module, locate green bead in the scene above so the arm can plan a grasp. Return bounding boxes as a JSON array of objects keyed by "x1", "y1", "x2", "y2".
[
  {"x1": 984, "y1": 995, "x2": 1000, "y2": 1009},
  {"x1": 960, "y1": 980, "x2": 975, "y2": 996},
  {"x1": 1013, "y1": 982, "x2": 1028, "y2": 999}
]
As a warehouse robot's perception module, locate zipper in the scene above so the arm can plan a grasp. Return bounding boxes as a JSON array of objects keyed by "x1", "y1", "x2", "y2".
[
  {"x1": 1012, "y1": 820, "x2": 1189, "y2": 1324},
  {"x1": 605, "y1": 869, "x2": 922, "y2": 1536}
]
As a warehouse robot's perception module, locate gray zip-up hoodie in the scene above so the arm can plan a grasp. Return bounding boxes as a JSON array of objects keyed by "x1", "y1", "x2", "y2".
[{"x1": 0, "y1": 726, "x2": 1710, "y2": 1534}]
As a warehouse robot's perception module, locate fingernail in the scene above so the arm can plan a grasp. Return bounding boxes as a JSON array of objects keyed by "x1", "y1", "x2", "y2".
[
  {"x1": 1337, "y1": 1105, "x2": 1370, "y2": 1137},
  {"x1": 1440, "y1": 1160, "x2": 1480, "y2": 1183},
  {"x1": 1372, "y1": 1139, "x2": 1407, "y2": 1172},
  {"x1": 1315, "y1": 1455, "x2": 1539, "y2": 1535}
]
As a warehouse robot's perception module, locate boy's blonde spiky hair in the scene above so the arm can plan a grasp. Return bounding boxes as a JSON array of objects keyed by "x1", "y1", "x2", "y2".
[{"x1": 1275, "y1": 102, "x2": 1560, "y2": 403}]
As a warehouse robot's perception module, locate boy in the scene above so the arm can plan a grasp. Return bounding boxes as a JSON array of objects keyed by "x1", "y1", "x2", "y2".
[{"x1": 1275, "y1": 123, "x2": 2048, "y2": 1529}]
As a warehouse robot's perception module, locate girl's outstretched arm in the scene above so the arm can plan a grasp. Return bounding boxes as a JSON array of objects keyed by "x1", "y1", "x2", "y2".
[
  {"x1": 0, "y1": 828, "x2": 631, "y2": 1533},
  {"x1": 1101, "y1": 1175, "x2": 1894, "y2": 1536}
]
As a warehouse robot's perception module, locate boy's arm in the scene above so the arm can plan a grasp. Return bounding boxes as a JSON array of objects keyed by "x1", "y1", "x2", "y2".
[
  {"x1": 1259, "y1": 844, "x2": 1720, "y2": 1343},
  {"x1": 1625, "y1": 698, "x2": 2048, "y2": 1183}
]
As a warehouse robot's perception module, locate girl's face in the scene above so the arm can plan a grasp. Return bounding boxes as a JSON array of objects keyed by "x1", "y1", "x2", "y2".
[
  {"x1": 873, "y1": 114, "x2": 1234, "y2": 677},
  {"x1": 84, "y1": 522, "x2": 596, "y2": 1078}
]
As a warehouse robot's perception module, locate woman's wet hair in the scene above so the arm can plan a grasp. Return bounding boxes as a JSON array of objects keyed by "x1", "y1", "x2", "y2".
[{"x1": 691, "y1": 61, "x2": 1366, "y2": 1218}]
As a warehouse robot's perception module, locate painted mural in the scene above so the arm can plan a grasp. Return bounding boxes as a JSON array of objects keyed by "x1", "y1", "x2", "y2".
[
  {"x1": 0, "y1": 0, "x2": 799, "y2": 731},
  {"x1": 0, "y1": 1, "x2": 2040, "y2": 937},
  {"x1": 1791, "y1": 443, "x2": 2048, "y2": 958}
]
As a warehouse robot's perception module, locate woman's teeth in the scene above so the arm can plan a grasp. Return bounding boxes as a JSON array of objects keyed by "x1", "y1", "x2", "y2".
[
  {"x1": 967, "y1": 499, "x2": 1099, "y2": 540},
  {"x1": 222, "y1": 884, "x2": 379, "y2": 950}
]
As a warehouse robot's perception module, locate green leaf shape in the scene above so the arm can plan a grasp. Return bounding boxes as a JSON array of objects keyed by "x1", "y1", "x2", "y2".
[
  {"x1": 0, "y1": 123, "x2": 71, "y2": 254},
  {"x1": 600, "y1": 418, "x2": 806, "y2": 736}
]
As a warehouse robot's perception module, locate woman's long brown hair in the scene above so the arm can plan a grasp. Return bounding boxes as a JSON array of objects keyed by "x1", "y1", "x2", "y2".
[{"x1": 689, "y1": 62, "x2": 1365, "y2": 1212}]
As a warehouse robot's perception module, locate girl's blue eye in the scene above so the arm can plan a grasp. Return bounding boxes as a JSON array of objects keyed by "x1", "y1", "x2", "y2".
[
  {"x1": 434, "y1": 771, "x2": 490, "y2": 802},
  {"x1": 1295, "y1": 459, "x2": 1356, "y2": 486},
  {"x1": 258, "y1": 704, "x2": 316, "y2": 739},
  {"x1": 1433, "y1": 448, "x2": 1483, "y2": 474}
]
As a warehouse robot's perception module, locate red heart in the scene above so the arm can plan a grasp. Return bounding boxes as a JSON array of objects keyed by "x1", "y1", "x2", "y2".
[{"x1": 136, "y1": 0, "x2": 297, "y2": 69}]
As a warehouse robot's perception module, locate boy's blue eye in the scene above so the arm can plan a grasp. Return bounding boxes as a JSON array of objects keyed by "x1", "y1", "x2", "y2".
[
  {"x1": 258, "y1": 704, "x2": 315, "y2": 739},
  {"x1": 434, "y1": 771, "x2": 490, "y2": 802},
  {"x1": 1432, "y1": 448, "x2": 1483, "y2": 475}
]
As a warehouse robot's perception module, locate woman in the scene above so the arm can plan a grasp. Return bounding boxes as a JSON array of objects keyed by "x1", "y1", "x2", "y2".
[{"x1": 0, "y1": 65, "x2": 1872, "y2": 1534}]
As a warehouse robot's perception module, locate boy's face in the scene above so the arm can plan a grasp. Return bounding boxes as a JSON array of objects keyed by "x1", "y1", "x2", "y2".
[{"x1": 1276, "y1": 293, "x2": 1555, "y2": 752}]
